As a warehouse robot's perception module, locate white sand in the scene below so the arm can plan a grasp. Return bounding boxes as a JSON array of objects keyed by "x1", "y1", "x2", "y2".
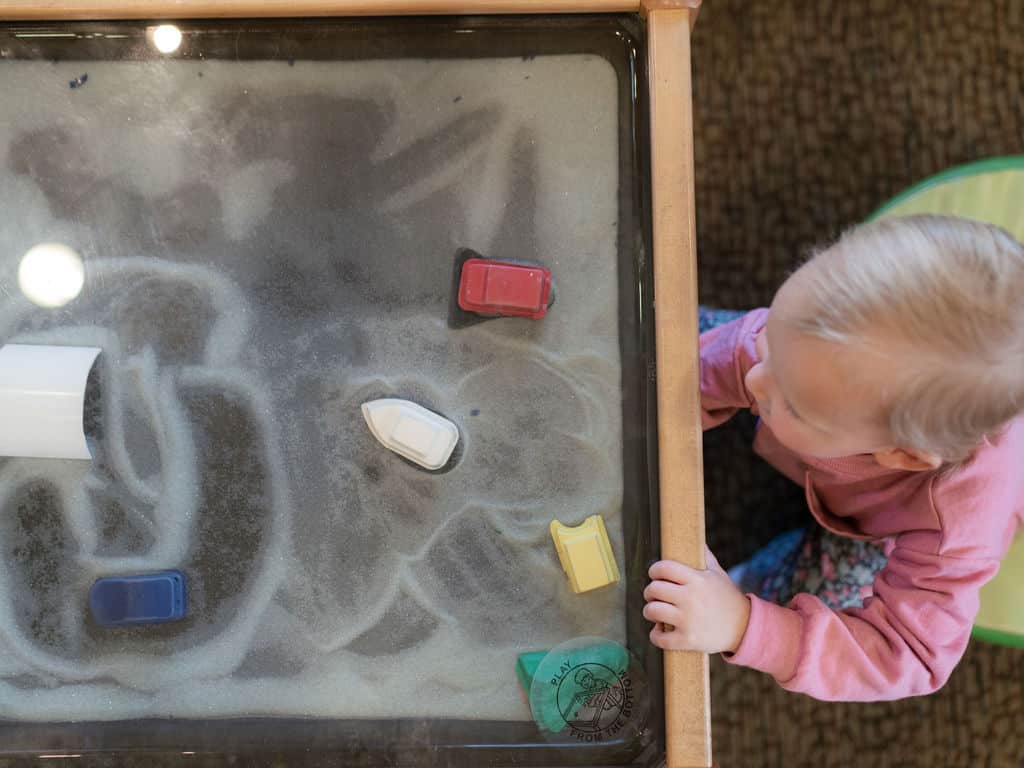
[{"x1": 0, "y1": 54, "x2": 625, "y2": 721}]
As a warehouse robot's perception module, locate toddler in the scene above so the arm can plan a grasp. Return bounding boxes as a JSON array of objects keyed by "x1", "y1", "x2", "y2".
[{"x1": 643, "y1": 214, "x2": 1024, "y2": 701}]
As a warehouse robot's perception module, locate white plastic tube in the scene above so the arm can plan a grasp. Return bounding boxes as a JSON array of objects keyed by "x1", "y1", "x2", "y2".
[{"x1": 0, "y1": 344, "x2": 102, "y2": 460}]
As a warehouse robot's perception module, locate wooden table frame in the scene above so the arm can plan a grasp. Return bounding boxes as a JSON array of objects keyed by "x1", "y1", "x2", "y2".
[{"x1": 0, "y1": 2, "x2": 710, "y2": 765}]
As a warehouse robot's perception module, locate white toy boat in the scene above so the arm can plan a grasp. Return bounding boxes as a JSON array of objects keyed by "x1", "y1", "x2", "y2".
[{"x1": 361, "y1": 398, "x2": 459, "y2": 471}]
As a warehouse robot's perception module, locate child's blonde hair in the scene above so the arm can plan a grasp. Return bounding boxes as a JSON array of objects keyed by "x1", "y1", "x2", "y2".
[{"x1": 789, "y1": 214, "x2": 1024, "y2": 463}]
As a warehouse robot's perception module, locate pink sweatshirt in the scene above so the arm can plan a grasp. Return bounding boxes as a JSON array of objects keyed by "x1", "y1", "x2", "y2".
[{"x1": 700, "y1": 308, "x2": 1024, "y2": 701}]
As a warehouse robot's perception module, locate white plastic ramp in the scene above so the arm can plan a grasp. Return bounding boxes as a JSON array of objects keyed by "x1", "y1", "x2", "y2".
[{"x1": 0, "y1": 344, "x2": 102, "y2": 460}]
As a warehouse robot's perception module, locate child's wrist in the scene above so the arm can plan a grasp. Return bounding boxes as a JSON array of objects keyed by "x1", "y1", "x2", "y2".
[{"x1": 727, "y1": 595, "x2": 752, "y2": 654}]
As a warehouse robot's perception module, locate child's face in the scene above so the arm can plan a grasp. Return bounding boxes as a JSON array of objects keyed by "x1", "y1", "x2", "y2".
[{"x1": 743, "y1": 275, "x2": 895, "y2": 459}]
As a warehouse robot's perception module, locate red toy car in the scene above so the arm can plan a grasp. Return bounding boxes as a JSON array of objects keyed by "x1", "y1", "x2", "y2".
[{"x1": 457, "y1": 258, "x2": 553, "y2": 320}]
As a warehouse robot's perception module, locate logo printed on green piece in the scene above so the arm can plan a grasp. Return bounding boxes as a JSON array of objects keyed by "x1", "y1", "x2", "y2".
[
  {"x1": 552, "y1": 660, "x2": 633, "y2": 741},
  {"x1": 526, "y1": 637, "x2": 644, "y2": 744}
]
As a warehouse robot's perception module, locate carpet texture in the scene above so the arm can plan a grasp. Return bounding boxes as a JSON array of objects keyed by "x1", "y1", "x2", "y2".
[{"x1": 693, "y1": 2, "x2": 1024, "y2": 766}]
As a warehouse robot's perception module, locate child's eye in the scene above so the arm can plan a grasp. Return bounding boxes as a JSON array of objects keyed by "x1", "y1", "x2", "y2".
[{"x1": 783, "y1": 399, "x2": 801, "y2": 420}]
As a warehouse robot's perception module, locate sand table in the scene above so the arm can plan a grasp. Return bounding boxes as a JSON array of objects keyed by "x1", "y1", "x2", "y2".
[{"x1": 0, "y1": 56, "x2": 626, "y2": 721}]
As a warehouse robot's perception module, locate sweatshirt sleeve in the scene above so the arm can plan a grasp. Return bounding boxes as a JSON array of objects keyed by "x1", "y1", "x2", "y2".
[
  {"x1": 699, "y1": 308, "x2": 768, "y2": 430},
  {"x1": 723, "y1": 541, "x2": 999, "y2": 701}
]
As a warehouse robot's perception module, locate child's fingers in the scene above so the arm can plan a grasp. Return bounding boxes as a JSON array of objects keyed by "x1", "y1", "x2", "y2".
[
  {"x1": 643, "y1": 579, "x2": 682, "y2": 604},
  {"x1": 649, "y1": 625, "x2": 669, "y2": 648},
  {"x1": 642, "y1": 600, "x2": 678, "y2": 625},
  {"x1": 649, "y1": 624, "x2": 678, "y2": 649},
  {"x1": 648, "y1": 559, "x2": 697, "y2": 584}
]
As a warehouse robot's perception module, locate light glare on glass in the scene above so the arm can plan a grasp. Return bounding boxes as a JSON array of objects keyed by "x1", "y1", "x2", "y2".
[
  {"x1": 152, "y1": 24, "x2": 183, "y2": 54},
  {"x1": 18, "y1": 243, "x2": 85, "y2": 308}
]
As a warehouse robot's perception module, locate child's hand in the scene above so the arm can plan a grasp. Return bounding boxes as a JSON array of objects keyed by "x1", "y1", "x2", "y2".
[{"x1": 643, "y1": 546, "x2": 751, "y2": 654}]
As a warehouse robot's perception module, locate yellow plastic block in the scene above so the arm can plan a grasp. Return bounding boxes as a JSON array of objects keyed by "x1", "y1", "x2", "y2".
[{"x1": 549, "y1": 515, "x2": 620, "y2": 594}]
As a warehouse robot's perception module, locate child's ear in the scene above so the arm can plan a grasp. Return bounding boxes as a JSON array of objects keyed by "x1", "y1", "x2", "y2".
[{"x1": 872, "y1": 447, "x2": 943, "y2": 472}]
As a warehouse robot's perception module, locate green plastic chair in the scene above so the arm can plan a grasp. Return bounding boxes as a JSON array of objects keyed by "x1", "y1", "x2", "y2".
[{"x1": 870, "y1": 156, "x2": 1024, "y2": 648}]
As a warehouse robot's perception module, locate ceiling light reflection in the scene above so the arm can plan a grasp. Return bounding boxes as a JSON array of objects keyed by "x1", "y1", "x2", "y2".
[
  {"x1": 18, "y1": 243, "x2": 85, "y2": 308},
  {"x1": 151, "y1": 24, "x2": 183, "y2": 54}
]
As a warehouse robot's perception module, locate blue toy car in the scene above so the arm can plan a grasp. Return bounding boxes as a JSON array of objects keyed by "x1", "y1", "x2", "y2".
[{"x1": 89, "y1": 570, "x2": 187, "y2": 627}]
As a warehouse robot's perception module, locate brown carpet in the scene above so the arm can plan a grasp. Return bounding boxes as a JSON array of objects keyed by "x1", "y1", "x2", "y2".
[{"x1": 692, "y1": 1, "x2": 1024, "y2": 766}]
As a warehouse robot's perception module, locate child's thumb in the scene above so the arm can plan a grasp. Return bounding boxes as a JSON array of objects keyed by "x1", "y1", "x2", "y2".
[{"x1": 704, "y1": 545, "x2": 726, "y2": 575}]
